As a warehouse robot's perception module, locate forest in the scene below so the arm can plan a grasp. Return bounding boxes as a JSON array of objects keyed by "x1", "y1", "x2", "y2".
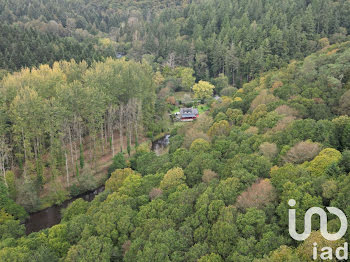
[
  {"x1": 0, "y1": 0, "x2": 350, "y2": 261},
  {"x1": 0, "y1": 24, "x2": 116, "y2": 71}
]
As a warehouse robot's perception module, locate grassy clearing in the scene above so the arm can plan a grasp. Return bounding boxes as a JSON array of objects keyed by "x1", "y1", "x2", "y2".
[{"x1": 198, "y1": 104, "x2": 209, "y2": 114}]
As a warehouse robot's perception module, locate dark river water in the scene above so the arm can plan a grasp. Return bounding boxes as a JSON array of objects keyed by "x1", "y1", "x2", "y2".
[
  {"x1": 25, "y1": 136, "x2": 170, "y2": 234},
  {"x1": 151, "y1": 134, "x2": 170, "y2": 155},
  {"x1": 25, "y1": 186, "x2": 105, "y2": 234}
]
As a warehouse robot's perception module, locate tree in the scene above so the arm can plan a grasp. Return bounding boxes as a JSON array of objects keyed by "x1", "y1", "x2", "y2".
[
  {"x1": 339, "y1": 90, "x2": 350, "y2": 116},
  {"x1": 160, "y1": 167, "x2": 186, "y2": 192},
  {"x1": 79, "y1": 144, "x2": 84, "y2": 169},
  {"x1": 108, "y1": 153, "x2": 127, "y2": 174},
  {"x1": 214, "y1": 177, "x2": 241, "y2": 205},
  {"x1": 208, "y1": 120, "x2": 230, "y2": 137},
  {"x1": 65, "y1": 236, "x2": 113, "y2": 262},
  {"x1": 212, "y1": 74, "x2": 228, "y2": 94},
  {"x1": 105, "y1": 168, "x2": 136, "y2": 192},
  {"x1": 198, "y1": 253, "x2": 223, "y2": 262},
  {"x1": 308, "y1": 148, "x2": 342, "y2": 176},
  {"x1": 0, "y1": 136, "x2": 10, "y2": 187},
  {"x1": 283, "y1": 141, "x2": 321, "y2": 164},
  {"x1": 193, "y1": 81, "x2": 215, "y2": 100},
  {"x1": 202, "y1": 169, "x2": 218, "y2": 184},
  {"x1": 190, "y1": 138, "x2": 210, "y2": 152},
  {"x1": 178, "y1": 67, "x2": 195, "y2": 91},
  {"x1": 236, "y1": 179, "x2": 276, "y2": 210},
  {"x1": 266, "y1": 246, "x2": 301, "y2": 262},
  {"x1": 259, "y1": 142, "x2": 278, "y2": 159}
]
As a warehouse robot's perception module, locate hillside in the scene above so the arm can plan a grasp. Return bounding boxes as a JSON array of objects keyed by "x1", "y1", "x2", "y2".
[
  {"x1": 1, "y1": 0, "x2": 350, "y2": 86},
  {"x1": 0, "y1": 24, "x2": 115, "y2": 71},
  {"x1": 0, "y1": 42, "x2": 349, "y2": 261}
]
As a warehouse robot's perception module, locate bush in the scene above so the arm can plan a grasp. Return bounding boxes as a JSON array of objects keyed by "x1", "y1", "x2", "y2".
[{"x1": 108, "y1": 153, "x2": 127, "y2": 175}]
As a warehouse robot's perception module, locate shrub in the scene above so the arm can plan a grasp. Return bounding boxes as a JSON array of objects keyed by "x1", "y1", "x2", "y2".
[{"x1": 108, "y1": 153, "x2": 127, "y2": 174}]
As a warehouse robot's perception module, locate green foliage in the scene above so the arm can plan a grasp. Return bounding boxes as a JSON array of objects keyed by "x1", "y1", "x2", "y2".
[
  {"x1": 79, "y1": 144, "x2": 84, "y2": 169},
  {"x1": 0, "y1": 24, "x2": 113, "y2": 72},
  {"x1": 108, "y1": 153, "x2": 127, "y2": 175},
  {"x1": 190, "y1": 138, "x2": 210, "y2": 153},
  {"x1": 1, "y1": 3, "x2": 350, "y2": 261},
  {"x1": 193, "y1": 81, "x2": 215, "y2": 100},
  {"x1": 0, "y1": 182, "x2": 27, "y2": 221},
  {"x1": 105, "y1": 168, "x2": 136, "y2": 192},
  {"x1": 169, "y1": 135, "x2": 184, "y2": 154}
]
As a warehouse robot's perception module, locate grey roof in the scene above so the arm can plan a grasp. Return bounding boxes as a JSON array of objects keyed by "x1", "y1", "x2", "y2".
[{"x1": 180, "y1": 108, "x2": 198, "y2": 118}]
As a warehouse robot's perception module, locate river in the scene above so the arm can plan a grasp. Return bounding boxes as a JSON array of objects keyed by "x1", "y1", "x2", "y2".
[
  {"x1": 151, "y1": 134, "x2": 170, "y2": 155},
  {"x1": 25, "y1": 186, "x2": 105, "y2": 234},
  {"x1": 25, "y1": 135, "x2": 170, "y2": 234}
]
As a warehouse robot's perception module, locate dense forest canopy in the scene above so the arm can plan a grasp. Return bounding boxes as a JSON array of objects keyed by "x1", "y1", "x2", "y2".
[
  {"x1": 0, "y1": 58, "x2": 161, "y2": 212},
  {"x1": 1, "y1": 0, "x2": 350, "y2": 85},
  {"x1": 0, "y1": 37, "x2": 350, "y2": 261},
  {"x1": 0, "y1": 24, "x2": 116, "y2": 71},
  {"x1": 0, "y1": 0, "x2": 350, "y2": 261}
]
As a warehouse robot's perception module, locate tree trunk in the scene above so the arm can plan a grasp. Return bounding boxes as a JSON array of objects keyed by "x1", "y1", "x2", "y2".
[
  {"x1": 68, "y1": 126, "x2": 75, "y2": 172},
  {"x1": 111, "y1": 129, "x2": 115, "y2": 156},
  {"x1": 65, "y1": 150, "x2": 69, "y2": 187},
  {"x1": 101, "y1": 123, "x2": 105, "y2": 153},
  {"x1": 119, "y1": 104, "x2": 124, "y2": 152},
  {"x1": 232, "y1": 69, "x2": 235, "y2": 86},
  {"x1": 22, "y1": 128, "x2": 27, "y2": 178}
]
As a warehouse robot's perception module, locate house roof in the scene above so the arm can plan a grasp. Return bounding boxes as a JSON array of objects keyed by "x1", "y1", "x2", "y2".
[{"x1": 180, "y1": 108, "x2": 198, "y2": 118}]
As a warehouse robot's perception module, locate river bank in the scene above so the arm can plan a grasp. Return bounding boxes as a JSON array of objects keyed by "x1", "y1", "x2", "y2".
[{"x1": 25, "y1": 135, "x2": 171, "y2": 234}]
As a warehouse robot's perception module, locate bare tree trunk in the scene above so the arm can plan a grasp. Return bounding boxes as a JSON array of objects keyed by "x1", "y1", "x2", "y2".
[
  {"x1": 93, "y1": 135, "x2": 97, "y2": 169},
  {"x1": 119, "y1": 104, "x2": 124, "y2": 152},
  {"x1": 1, "y1": 166, "x2": 7, "y2": 187},
  {"x1": 232, "y1": 69, "x2": 235, "y2": 86},
  {"x1": 111, "y1": 129, "x2": 115, "y2": 156},
  {"x1": 68, "y1": 126, "x2": 75, "y2": 170},
  {"x1": 135, "y1": 100, "x2": 142, "y2": 144},
  {"x1": 0, "y1": 136, "x2": 11, "y2": 188},
  {"x1": 104, "y1": 121, "x2": 108, "y2": 149},
  {"x1": 101, "y1": 123, "x2": 105, "y2": 153},
  {"x1": 65, "y1": 150, "x2": 69, "y2": 187},
  {"x1": 77, "y1": 116, "x2": 82, "y2": 146},
  {"x1": 22, "y1": 128, "x2": 27, "y2": 178}
]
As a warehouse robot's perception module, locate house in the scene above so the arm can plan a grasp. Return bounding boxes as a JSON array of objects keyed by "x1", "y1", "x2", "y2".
[
  {"x1": 180, "y1": 108, "x2": 199, "y2": 121},
  {"x1": 116, "y1": 52, "x2": 126, "y2": 59}
]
